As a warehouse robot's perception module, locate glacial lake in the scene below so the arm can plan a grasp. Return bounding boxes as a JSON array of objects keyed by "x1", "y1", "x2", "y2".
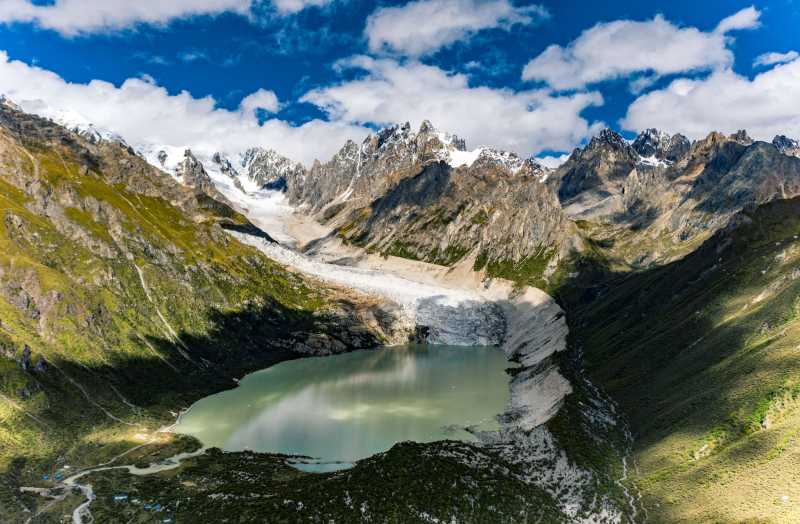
[{"x1": 175, "y1": 344, "x2": 511, "y2": 472}]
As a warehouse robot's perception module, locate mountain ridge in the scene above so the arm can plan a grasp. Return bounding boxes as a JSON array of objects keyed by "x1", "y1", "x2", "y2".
[{"x1": 4, "y1": 95, "x2": 800, "y2": 522}]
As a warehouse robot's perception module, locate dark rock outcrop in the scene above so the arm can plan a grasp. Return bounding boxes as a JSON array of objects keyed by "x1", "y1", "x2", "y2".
[{"x1": 632, "y1": 128, "x2": 690, "y2": 162}]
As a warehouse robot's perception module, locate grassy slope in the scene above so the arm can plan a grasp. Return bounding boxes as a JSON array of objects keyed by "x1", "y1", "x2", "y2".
[
  {"x1": 557, "y1": 198, "x2": 800, "y2": 523},
  {"x1": 0, "y1": 123, "x2": 381, "y2": 520}
]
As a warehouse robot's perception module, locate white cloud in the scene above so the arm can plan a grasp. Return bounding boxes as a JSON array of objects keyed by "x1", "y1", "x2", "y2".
[
  {"x1": 239, "y1": 88, "x2": 281, "y2": 114},
  {"x1": 754, "y1": 50, "x2": 799, "y2": 67},
  {"x1": 714, "y1": 5, "x2": 760, "y2": 34},
  {"x1": 0, "y1": 51, "x2": 367, "y2": 165},
  {"x1": 535, "y1": 153, "x2": 569, "y2": 169},
  {"x1": 0, "y1": 0, "x2": 251, "y2": 35},
  {"x1": 0, "y1": 0, "x2": 330, "y2": 35},
  {"x1": 301, "y1": 56, "x2": 603, "y2": 155},
  {"x1": 521, "y1": 7, "x2": 761, "y2": 90},
  {"x1": 365, "y1": 0, "x2": 548, "y2": 57},
  {"x1": 628, "y1": 75, "x2": 658, "y2": 94},
  {"x1": 271, "y1": 0, "x2": 332, "y2": 14},
  {"x1": 146, "y1": 55, "x2": 172, "y2": 66},
  {"x1": 621, "y1": 59, "x2": 800, "y2": 141},
  {"x1": 178, "y1": 50, "x2": 209, "y2": 63}
]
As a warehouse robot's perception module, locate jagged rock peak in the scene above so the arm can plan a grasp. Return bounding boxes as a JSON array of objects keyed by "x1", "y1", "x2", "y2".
[
  {"x1": 773, "y1": 135, "x2": 800, "y2": 157},
  {"x1": 416, "y1": 119, "x2": 466, "y2": 149},
  {"x1": 371, "y1": 121, "x2": 413, "y2": 150},
  {"x1": 566, "y1": 128, "x2": 637, "y2": 166},
  {"x1": 156, "y1": 150, "x2": 168, "y2": 167},
  {"x1": 361, "y1": 120, "x2": 467, "y2": 157},
  {"x1": 470, "y1": 148, "x2": 524, "y2": 172},
  {"x1": 729, "y1": 129, "x2": 753, "y2": 145},
  {"x1": 691, "y1": 130, "x2": 762, "y2": 156},
  {"x1": 330, "y1": 139, "x2": 362, "y2": 167},
  {"x1": 241, "y1": 147, "x2": 302, "y2": 174},
  {"x1": 519, "y1": 158, "x2": 551, "y2": 180},
  {"x1": 73, "y1": 123, "x2": 129, "y2": 149},
  {"x1": 590, "y1": 128, "x2": 630, "y2": 151},
  {"x1": 176, "y1": 149, "x2": 207, "y2": 181},
  {"x1": 212, "y1": 152, "x2": 239, "y2": 178},
  {"x1": 0, "y1": 94, "x2": 20, "y2": 111},
  {"x1": 632, "y1": 128, "x2": 690, "y2": 162},
  {"x1": 238, "y1": 147, "x2": 304, "y2": 189},
  {"x1": 174, "y1": 149, "x2": 232, "y2": 203},
  {"x1": 418, "y1": 119, "x2": 435, "y2": 134}
]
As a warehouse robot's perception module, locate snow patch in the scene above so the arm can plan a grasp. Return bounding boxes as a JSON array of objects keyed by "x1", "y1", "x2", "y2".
[
  {"x1": 233, "y1": 229, "x2": 504, "y2": 346},
  {"x1": 448, "y1": 147, "x2": 484, "y2": 167},
  {"x1": 637, "y1": 154, "x2": 670, "y2": 168}
]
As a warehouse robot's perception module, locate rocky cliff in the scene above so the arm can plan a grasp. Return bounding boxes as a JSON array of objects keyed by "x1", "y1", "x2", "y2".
[
  {"x1": 259, "y1": 121, "x2": 800, "y2": 288},
  {"x1": 275, "y1": 121, "x2": 572, "y2": 287},
  {"x1": 552, "y1": 128, "x2": 800, "y2": 269}
]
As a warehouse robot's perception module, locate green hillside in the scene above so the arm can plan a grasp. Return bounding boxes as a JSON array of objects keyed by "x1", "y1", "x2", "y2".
[
  {"x1": 0, "y1": 108, "x2": 384, "y2": 520},
  {"x1": 558, "y1": 198, "x2": 800, "y2": 522}
]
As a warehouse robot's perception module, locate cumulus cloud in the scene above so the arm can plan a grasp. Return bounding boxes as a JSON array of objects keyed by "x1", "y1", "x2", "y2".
[
  {"x1": 753, "y1": 50, "x2": 799, "y2": 67},
  {"x1": 535, "y1": 153, "x2": 569, "y2": 169},
  {"x1": 0, "y1": 51, "x2": 367, "y2": 165},
  {"x1": 301, "y1": 56, "x2": 603, "y2": 155},
  {"x1": 0, "y1": 0, "x2": 330, "y2": 35},
  {"x1": 621, "y1": 59, "x2": 800, "y2": 141},
  {"x1": 714, "y1": 5, "x2": 761, "y2": 34},
  {"x1": 365, "y1": 0, "x2": 548, "y2": 57},
  {"x1": 522, "y1": 7, "x2": 760, "y2": 90},
  {"x1": 239, "y1": 88, "x2": 281, "y2": 114}
]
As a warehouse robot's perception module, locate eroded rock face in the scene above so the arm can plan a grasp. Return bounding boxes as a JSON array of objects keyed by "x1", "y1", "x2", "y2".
[
  {"x1": 239, "y1": 147, "x2": 304, "y2": 190},
  {"x1": 632, "y1": 128, "x2": 690, "y2": 162},
  {"x1": 774, "y1": 135, "x2": 800, "y2": 157},
  {"x1": 541, "y1": 128, "x2": 800, "y2": 266},
  {"x1": 283, "y1": 121, "x2": 570, "y2": 272},
  {"x1": 557, "y1": 129, "x2": 639, "y2": 220},
  {"x1": 286, "y1": 120, "x2": 469, "y2": 212}
]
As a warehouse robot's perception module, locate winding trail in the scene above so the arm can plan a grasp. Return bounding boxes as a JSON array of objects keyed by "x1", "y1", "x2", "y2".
[
  {"x1": 20, "y1": 430, "x2": 207, "y2": 524},
  {"x1": 49, "y1": 362, "x2": 136, "y2": 426},
  {"x1": 134, "y1": 262, "x2": 200, "y2": 368},
  {"x1": 0, "y1": 393, "x2": 47, "y2": 426}
]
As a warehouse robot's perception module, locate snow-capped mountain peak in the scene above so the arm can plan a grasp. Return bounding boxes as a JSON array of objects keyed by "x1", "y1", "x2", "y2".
[
  {"x1": 239, "y1": 147, "x2": 304, "y2": 190},
  {"x1": 632, "y1": 128, "x2": 690, "y2": 163},
  {"x1": 449, "y1": 147, "x2": 525, "y2": 173}
]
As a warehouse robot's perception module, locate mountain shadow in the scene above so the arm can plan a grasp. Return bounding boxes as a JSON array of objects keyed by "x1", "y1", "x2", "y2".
[{"x1": 554, "y1": 196, "x2": 800, "y2": 522}]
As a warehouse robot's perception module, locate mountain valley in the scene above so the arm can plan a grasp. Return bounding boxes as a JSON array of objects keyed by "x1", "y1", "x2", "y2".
[{"x1": 1, "y1": 96, "x2": 799, "y2": 523}]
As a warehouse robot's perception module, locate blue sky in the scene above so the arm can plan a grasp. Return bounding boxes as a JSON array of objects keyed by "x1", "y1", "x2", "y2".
[{"x1": 0, "y1": 0, "x2": 798, "y2": 165}]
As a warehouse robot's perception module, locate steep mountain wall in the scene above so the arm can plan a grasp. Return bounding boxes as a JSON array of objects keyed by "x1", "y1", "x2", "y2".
[{"x1": 558, "y1": 197, "x2": 800, "y2": 523}]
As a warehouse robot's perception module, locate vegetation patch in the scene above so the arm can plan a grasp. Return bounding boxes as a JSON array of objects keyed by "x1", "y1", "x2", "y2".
[{"x1": 473, "y1": 248, "x2": 555, "y2": 288}]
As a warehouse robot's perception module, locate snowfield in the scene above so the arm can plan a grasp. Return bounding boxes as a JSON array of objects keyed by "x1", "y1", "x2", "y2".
[{"x1": 226, "y1": 199, "x2": 506, "y2": 346}]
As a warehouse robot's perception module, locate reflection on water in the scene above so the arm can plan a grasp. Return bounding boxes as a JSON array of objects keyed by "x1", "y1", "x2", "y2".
[{"x1": 175, "y1": 344, "x2": 510, "y2": 471}]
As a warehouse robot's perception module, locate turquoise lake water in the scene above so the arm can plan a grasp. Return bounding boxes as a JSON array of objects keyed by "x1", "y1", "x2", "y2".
[{"x1": 175, "y1": 344, "x2": 511, "y2": 471}]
